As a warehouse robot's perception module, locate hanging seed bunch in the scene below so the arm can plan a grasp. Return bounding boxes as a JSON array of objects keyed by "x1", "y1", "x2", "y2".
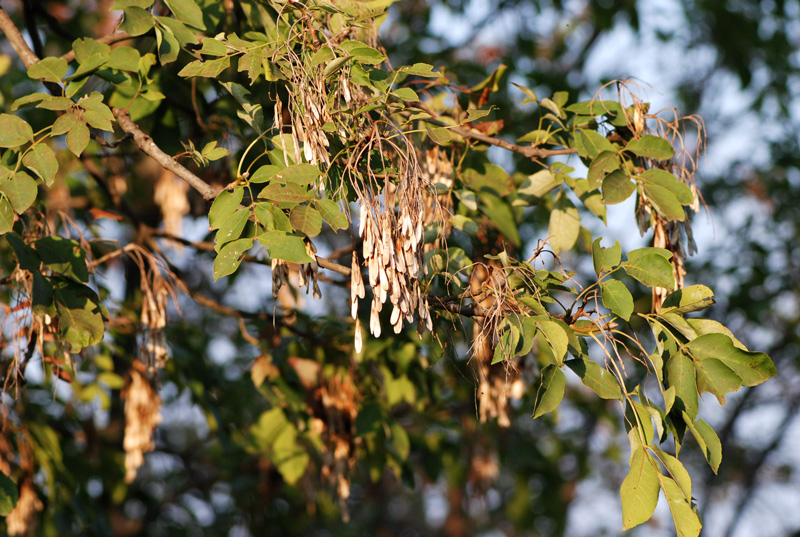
[
  {"x1": 271, "y1": 258, "x2": 290, "y2": 300},
  {"x1": 349, "y1": 134, "x2": 433, "y2": 351},
  {"x1": 316, "y1": 374, "x2": 358, "y2": 522},
  {"x1": 122, "y1": 360, "x2": 163, "y2": 483},
  {"x1": 297, "y1": 239, "x2": 322, "y2": 299},
  {"x1": 420, "y1": 146, "x2": 454, "y2": 251},
  {"x1": 6, "y1": 479, "x2": 43, "y2": 537},
  {"x1": 154, "y1": 169, "x2": 190, "y2": 241},
  {"x1": 130, "y1": 248, "x2": 181, "y2": 372}
]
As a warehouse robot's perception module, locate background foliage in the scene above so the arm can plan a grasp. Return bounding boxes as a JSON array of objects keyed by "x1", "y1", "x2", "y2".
[{"x1": 0, "y1": 1, "x2": 794, "y2": 536}]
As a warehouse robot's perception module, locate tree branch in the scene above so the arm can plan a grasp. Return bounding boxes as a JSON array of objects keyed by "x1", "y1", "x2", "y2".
[
  {"x1": 0, "y1": 7, "x2": 39, "y2": 68},
  {"x1": 112, "y1": 108, "x2": 221, "y2": 200},
  {"x1": 444, "y1": 121, "x2": 577, "y2": 160}
]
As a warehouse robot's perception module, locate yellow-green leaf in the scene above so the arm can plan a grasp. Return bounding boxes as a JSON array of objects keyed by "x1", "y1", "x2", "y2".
[
  {"x1": 531, "y1": 364, "x2": 566, "y2": 419},
  {"x1": 620, "y1": 446, "x2": 660, "y2": 530}
]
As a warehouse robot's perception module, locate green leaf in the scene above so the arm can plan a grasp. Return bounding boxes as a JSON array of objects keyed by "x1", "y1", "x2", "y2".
[
  {"x1": 214, "y1": 207, "x2": 250, "y2": 249},
  {"x1": 6, "y1": 233, "x2": 41, "y2": 271},
  {"x1": 511, "y1": 82, "x2": 538, "y2": 104},
  {"x1": 34, "y1": 236, "x2": 89, "y2": 283},
  {"x1": 601, "y1": 169, "x2": 635, "y2": 205},
  {"x1": 426, "y1": 126, "x2": 452, "y2": 145},
  {"x1": 625, "y1": 134, "x2": 675, "y2": 160},
  {"x1": 66, "y1": 120, "x2": 91, "y2": 157},
  {"x1": 492, "y1": 323, "x2": 520, "y2": 364},
  {"x1": 622, "y1": 252, "x2": 675, "y2": 289},
  {"x1": 106, "y1": 46, "x2": 142, "y2": 71},
  {"x1": 665, "y1": 352, "x2": 698, "y2": 419},
  {"x1": 661, "y1": 476, "x2": 702, "y2": 537},
  {"x1": 574, "y1": 129, "x2": 615, "y2": 159},
  {"x1": 156, "y1": 17, "x2": 198, "y2": 48},
  {"x1": 517, "y1": 129, "x2": 553, "y2": 144},
  {"x1": 314, "y1": 199, "x2": 348, "y2": 231},
  {"x1": 661, "y1": 285, "x2": 715, "y2": 314},
  {"x1": 272, "y1": 423, "x2": 309, "y2": 485},
  {"x1": 536, "y1": 319, "x2": 569, "y2": 365},
  {"x1": 156, "y1": 26, "x2": 181, "y2": 64},
  {"x1": 259, "y1": 183, "x2": 313, "y2": 203},
  {"x1": 651, "y1": 446, "x2": 693, "y2": 501},
  {"x1": 272, "y1": 163, "x2": 322, "y2": 185},
  {"x1": 628, "y1": 401, "x2": 655, "y2": 445},
  {"x1": 0, "y1": 172, "x2": 37, "y2": 213},
  {"x1": 686, "y1": 318, "x2": 748, "y2": 350},
  {"x1": 54, "y1": 280, "x2": 105, "y2": 352},
  {"x1": 627, "y1": 247, "x2": 672, "y2": 263},
  {"x1": 209, "y1": 188, "x2": 244, "y2": 229},
  {"x1": 517, "y1": 170, "x2": 561, "y2": 200},
  {"x1": 3, "y1": 173, "x2": 35, "y2": 214},
  {"x1": 0, "y1": 198, "x2": 13, "y2": 234},
  {"x1": 0, "y1": 114, "x2": 34, "y2": 148},
  {"x1": 238, "y1": 47, "x2": 264, "y2": 83},
  {"x1": 0, "y1": 471, "x2": 18, "y2": 516},
  {"x1": 11, "y1": 92, "x2": 50, "y2": 111},
  {"x1": 686, "y1": 333, "x2": 776, "y2": 387},
  {"x1": 600, "y1": 279, "x2": 634, "y2": 321},
  {"x1": 620, "y1": 446, "x2": 660, "y2": 530},
  {"x1": 250, "y1": 165, "x2": 280, "y2": 184},
  {"x1": 112, "y1": 0, "x2": 154, "y2": 9},
  {"x1": 323, "y1": 56, "x2": 351, "y2": 79},
  {"x1": 478, "y1": 193, "x2": 520, "y2": 247},
  {"x1": 683, "y1": 413, "x2": 722, "y2": 474},
  {"x1": 398, "y1": 63, "x2": 442, "y2": 78},
  {"x1": 565, "y1": 99, "x2": 622, "y2": 116},
  {"x1": 587, "y1": 150, "x2": 620, "y2": 190},
  {"x1": 643, "y1": 182, "x2": 685, "y2": 221},
  {"x1": 213, "y1": 238, "x2": 253, "y2": 280},
  {"x1": 200, "y1": 37, "x2": 227, "y2": 56},
  {"x1": 164, "y1": 0, "x2": 206, "y2": 29},
  {"x1": 289, "y1": 206, "x2": 322, "y2": 237},
  {"x1": 393, "y1": 87, "x2": 419, "y2": 102},
  {"x1": 254, "y1": 202, "x2": 291, "y2": 232},
  {"x1": 36, "y1": 96, "x2": 74, "y2": 111},
  {"x1": 52, "y1": 112, "x2": 81, "y2": 135},
  {"x1": 258, "y1": 231, "x2": 314, "y2": 264},
  {"x1": 72, "y1": 37, "x2": 111, "y2": 64},
  {"x1": 548, "y1": 192, "x2": 580, "y2": 253},
  {"x1": 693, "y1": 357, "x2": 742, "y2": 405},
  {"x1": 639, "y1": 169, "x2": 694, "y2": 204},
  {"x1": 27, "y1": 57, "x2": 68, "y2": 83},
  {"x1": 591, "y1": 237, "x2": 621, "y2": 275},
  {"x1": 118, "y1": 7, "x2": 154, "y2": 36},
  {"x1": 178, "y1": 56, "x2": 230, "y2": 78},
  {"x1": 531, "y1": 364, "x2": 566, "y2": 419},
  {"x1": 349, "y1": 45, "x2": 386, "y2": 65},
  {"x1": 565, "y1": 359, "x2": 621, "y2": 399}
]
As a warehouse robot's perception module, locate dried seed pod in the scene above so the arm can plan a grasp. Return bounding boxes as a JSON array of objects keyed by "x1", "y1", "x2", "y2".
[{"x1": 354, "y1": 318, "x2": 363, "y2": 353}]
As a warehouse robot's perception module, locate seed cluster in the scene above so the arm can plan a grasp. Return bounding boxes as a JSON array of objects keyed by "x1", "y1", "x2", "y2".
[{"x1": 122, "y1": 360, "x2": 163, "y2": 483}]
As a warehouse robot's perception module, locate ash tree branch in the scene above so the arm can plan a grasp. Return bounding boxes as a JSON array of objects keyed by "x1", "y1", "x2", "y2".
[
  {"x1": 112, "y1": 108, "x2": 221, "y2": 200},
  {"x1": 447, "y1": 123, "x2": 577, "y2": 159},
  {"x1": 0, "y1": 7, "x2": 39, "y2": 68}
]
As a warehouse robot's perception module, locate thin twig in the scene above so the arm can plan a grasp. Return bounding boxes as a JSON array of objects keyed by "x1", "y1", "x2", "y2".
[
  {"x1": 429, "y1": 118, "x2": 577, "y2": 160},
  {"x1": 112, "y1": 108, "x2": 221, "y2": 200}
]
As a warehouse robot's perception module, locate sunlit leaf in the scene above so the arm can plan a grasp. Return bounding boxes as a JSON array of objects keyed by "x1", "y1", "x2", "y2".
[
  {"x1": 620, "y1": 446, "x2": 659, "y2": 530},
  {"x1": 531, "y1": 364, "x2": 566, "y2": 419}
]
